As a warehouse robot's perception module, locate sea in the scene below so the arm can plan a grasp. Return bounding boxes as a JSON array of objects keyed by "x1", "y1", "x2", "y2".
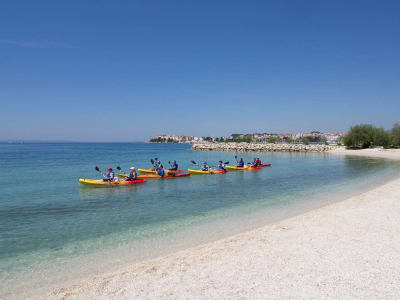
[{"x1": 1, "y1": 142, "x2": 399, "y2": 298}]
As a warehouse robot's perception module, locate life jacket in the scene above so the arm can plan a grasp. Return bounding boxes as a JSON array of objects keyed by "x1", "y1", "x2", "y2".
[
  {"x1": 128, "y1": 171, "x2": 136, "y2": 179},
  {"x1": 238, "y1": 161, "x2": 244, "y2": 167},
  {"x1": 171, "y1": 163, "x2": 178, "y2": 170},
  {"x1": 107, "y1": 172, "x2": 114, "y2": 179},
  {"x1": 158, "y1": 169, "x2": 165, "y2": 177}
]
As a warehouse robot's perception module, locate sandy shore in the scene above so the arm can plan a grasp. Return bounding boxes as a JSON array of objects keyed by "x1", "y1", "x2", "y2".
[{"x1": 39, "y1": 149, "x2": 400, "y2": 299}]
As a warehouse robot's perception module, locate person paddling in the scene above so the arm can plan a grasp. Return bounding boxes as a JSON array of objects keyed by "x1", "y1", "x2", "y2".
[
  {"x1": 202, "y1": 162, "x2": 210, "y2": 171},
  {"x1": 237, "y1": 158, "x2": 245, "y2": 168},
  {"x1": 157, "y1": 165, "x2": 165, "y2": 177},
  {"x1": 151, "y1": 158, "x2": 161, "y2": 171},
  {"x1": 169, "y1": 160, "x2": 178, "y2": 171},
  {"x1": 218, "y1": 161, "x2": 226, "y2": 171},
  {"x1": 125, "y1": 167, "x2": 137, "y2": 181},
  {"x1": 104, "y1": 168, "x2": 115, "y2": 182},
  {"x1": 251, "y1": 158, "x2": 258, "y2": 168},
  {"x1": 256, "y1": 157, "x2": 262, "y2": 167}
]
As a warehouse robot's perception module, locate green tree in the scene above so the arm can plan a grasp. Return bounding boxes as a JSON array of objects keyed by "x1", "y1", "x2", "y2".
[
  {"x1": 267, "y1": 137, "x2": 277, "y2": 144},
  {"x1": 321, "y1": 136, "x2": 328, "y2": 145},
  {"x1": 344, "y1": 124, "x2": 392, "y2": 148},
  {"x1": 392, "y1": 123, "x2": 400, "y2": 147},
  {"x1": 373, "y1": 128, "x2": 391, "y2": 148},
  {"x1": 302, "y1": 138, "x2": 310, "y2": 145},
  {"x1": 344, "y1": 124, "x2": 375, "y2": 148}
]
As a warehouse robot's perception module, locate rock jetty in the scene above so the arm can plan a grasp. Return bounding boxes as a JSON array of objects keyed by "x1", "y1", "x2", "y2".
[{"x1": 191, "y1": 142, "x2": 333, "y2": 152}]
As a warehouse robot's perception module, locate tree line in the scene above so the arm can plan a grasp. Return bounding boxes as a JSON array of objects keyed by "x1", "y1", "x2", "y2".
[{"x1": 343, "y1": 123, "x2": 400, "y2": 149}]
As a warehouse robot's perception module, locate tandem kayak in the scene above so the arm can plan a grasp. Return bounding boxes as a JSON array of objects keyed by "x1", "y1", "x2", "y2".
[
  {"x1": 225, "y1": 166, "x2": 262, "y2": 171},
  {"x1": 117, "y1": 173, "x2": 191, "y2": 179},
  {"x1": 137, "y1": 168, "x2": 183, "y2": 174},
  {"x1": 188, "y1": 169, "x2": 228, "y2": 175},
  {"x1": 79, "y1": 179, "x2": 146, "y2": 186},
  {"x1": 261, "y1": 164, "x2": 271, "y2": 167}
]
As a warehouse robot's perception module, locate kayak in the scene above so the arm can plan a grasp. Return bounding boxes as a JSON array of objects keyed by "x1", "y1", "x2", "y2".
[
  {"x1": 117, "y1": 173, "x2": 191, "y2": 179},
  {"x1": 225, "y1": 166, "x2": 262, "y2": 171},
  {"x1": 79, "y1": 178, "x2": 146, "y2": 186},
  {"x1": 261, "y1": 164, "x2": 271, "y2": 167},
  {"x1": 138, "y1": 168, "x2": 182, "y2": 174},
  {"x1": 188, "y1": 169, "x2": 228, "y2": 175}
]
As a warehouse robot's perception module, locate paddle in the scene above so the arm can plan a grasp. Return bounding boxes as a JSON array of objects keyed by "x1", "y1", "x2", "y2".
[{"x1": 95, "y1": 166, "x2": 106, "y2": 178}]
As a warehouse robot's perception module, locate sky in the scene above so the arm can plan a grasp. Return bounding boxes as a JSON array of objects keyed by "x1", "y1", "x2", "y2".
[{"x1": 0, "y1": 0, "x2": 399, "y2": 141}]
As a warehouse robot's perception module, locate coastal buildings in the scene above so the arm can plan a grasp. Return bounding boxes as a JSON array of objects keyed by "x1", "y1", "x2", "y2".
[{"x1": 150, "y1": 132, "x2": 346, "y2": 145}]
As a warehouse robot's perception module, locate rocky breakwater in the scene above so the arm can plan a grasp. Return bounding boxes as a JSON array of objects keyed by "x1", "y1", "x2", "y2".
[{"x1": 191, "y1": 142, "x2": 333, "y2": 152}]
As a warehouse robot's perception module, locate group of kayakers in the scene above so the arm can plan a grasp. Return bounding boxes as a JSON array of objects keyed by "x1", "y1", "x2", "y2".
[
  {"x1": 201, "y1": 160, "x2": 227, "y2": 171},
  {"x1": 103, "y1": 167, "x2": 137, "y2": 182},
  {"x1": 101, "y1": 157, "x2": 266, "y2": 182},
  {"x1": 148, "y1": 158, "x2": 179, "y2": 177},
  {"x1": 236, "y1": 157, "x2": 263, "y2": 168}
]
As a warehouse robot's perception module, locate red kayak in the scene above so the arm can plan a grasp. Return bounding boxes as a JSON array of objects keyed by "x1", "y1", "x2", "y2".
[{"x1": 261, "y1": 164, "x2": 271, "y2": 167}]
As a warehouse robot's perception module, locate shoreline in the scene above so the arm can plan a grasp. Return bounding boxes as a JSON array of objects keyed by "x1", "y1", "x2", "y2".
[{"x1": 33, "y1": 149, "x2": 400, "y2": 299}]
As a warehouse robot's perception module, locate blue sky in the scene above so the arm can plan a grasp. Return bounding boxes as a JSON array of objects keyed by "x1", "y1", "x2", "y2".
[{"x1": 1, "y1": 0, "x2": 399, "y2": 141}]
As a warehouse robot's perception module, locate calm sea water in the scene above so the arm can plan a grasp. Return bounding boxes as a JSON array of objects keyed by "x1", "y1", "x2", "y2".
[{"x1": 1, "y1": 142, "x2": 399, "y2": 298}]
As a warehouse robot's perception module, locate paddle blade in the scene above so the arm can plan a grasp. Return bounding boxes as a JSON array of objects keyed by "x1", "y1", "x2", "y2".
[
  {"x1": 168, "y1": 161, "x2": 171, "y2": 164},
  {"x1": 155, "y1": 158, "x2": 158, "y2": 161},
  {"x1": 224, "y1": 161, "x2": 229, "y2": 164},
  {"x1": 191, "y1": 160, "x2": 197, "y2": 165},
  {"x1": 235, "y1": 155, "x2": 237, "y2": 159},
  {"x1": 116, "y1": 166, "x2": 122, "y2": 170},
  {"x1": 95, "y1": 166, "x2": 100, "y2": 172},
  {"x1": 150, "y1": 159, "x2": 154, "y2": 164}
]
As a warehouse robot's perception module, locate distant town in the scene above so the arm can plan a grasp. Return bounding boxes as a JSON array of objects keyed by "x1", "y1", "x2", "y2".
[{"x1": 149, "y1": 131, "x2": 346, "y2": 145}]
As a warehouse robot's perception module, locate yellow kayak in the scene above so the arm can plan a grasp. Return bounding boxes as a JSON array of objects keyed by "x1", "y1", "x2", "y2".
[
  {"x1": 225, "y1": 166, "x2": 262, "y2": 171},
  {"x1": 79, "y1": 178, "x2": 146, "y2": 186},
  {"x1": 138, "y1": 168, "x2": 182, "y2": 174},
  {"x1": 188, "y1": 169, "x2": 228, "y2": 175}
]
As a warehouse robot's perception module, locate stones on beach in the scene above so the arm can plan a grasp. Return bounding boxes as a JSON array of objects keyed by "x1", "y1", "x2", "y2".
[{"x1": 191, "y1": 142, "x2": 333, "y2": 153}]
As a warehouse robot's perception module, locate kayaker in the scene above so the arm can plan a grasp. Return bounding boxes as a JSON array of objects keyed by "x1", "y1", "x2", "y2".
[
  {"x1": 237, "y1": 158, "x2": 245, "y2": 168},
  {"x1": 202, "y1": 162, "x2": 210, "y2": 171},
  {"x1": 157, "y1": 165, "x2": 165, "y2": 177},
  {"x1": 151, "y1": 159, "x2": 161, "y2": 171},
  {"x1": 104, "y1": 168, "x2": 115, "y2": 182},
  {"x1": 256, "y1": 158, "x2": 262, "y2": 166},
  {"x1": 218, "y1": 161, "x2": 226, "y2": 171},
  {"x1": 125, "y1": 167, "x2": 137, "y2": 181},
  {"x1": 169, "y1": 160, "x2": 178, "y2": 171},
  {"x1": 251, "y1": 158, "x2": 258, "y2": 168}
]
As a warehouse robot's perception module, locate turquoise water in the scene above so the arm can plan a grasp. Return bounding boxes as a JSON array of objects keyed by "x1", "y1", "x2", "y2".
[{"x1": 1, "y1": 142, "x2": 399, "y2": 298}]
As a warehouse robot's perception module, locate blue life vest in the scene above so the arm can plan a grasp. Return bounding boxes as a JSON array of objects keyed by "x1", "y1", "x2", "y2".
[
  {"x1": 158, "y1": 169, "x2": 165, "y2": 177},
  {"x1": 218, "y1": 165, "x2": 225, "y2": 170},
  {"x1": 107, "y1": 171, "x2": 114, "y2": 179},
  {"x1": 238, "y1": 161, "x2": 244, "y2": 167}
]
